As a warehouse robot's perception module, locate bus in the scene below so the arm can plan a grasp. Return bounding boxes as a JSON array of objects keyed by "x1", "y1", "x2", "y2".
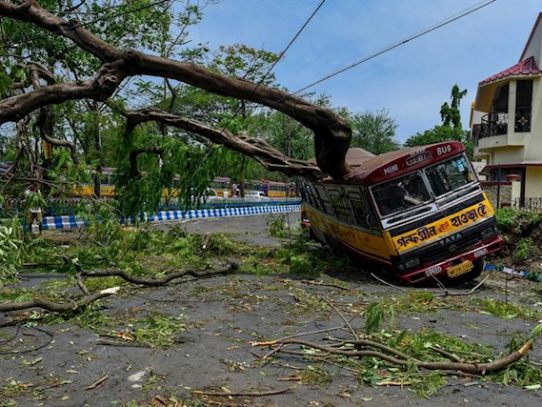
[
  {"x1": 261, "y1": 180, "x2": 296, "y2": 198},
  {"x1": 299, "y1": 141, "x2": 503, "y2": 285}
]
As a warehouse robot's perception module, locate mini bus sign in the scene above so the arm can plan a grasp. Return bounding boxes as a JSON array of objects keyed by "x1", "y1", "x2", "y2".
[{"x1": 365, "y1": 141, "x2": 464, "y2": 185}]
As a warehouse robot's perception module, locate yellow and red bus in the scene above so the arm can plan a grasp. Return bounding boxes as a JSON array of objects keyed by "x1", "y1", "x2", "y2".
[{"x1": 300, "y1": 141, "x2": 503, "y2": 285}]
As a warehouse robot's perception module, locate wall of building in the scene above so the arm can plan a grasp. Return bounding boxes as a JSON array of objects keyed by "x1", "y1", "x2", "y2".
[
  {"x1": 525, "y1": 166, "x2": 542, "y2": 198},
  {"x1": 492, "y1": 146, "x2": 525, "y2": 164},
  {"x1": 523, "y1": 79, "x2": 541, "y2": 162}
]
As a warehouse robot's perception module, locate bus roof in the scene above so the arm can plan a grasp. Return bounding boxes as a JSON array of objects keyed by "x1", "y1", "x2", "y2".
[
  {"x1": 309, "y1": 147, "x2": 375, "y2": 168},
  {"x1": 341, "y1": 141, "x2": 465, "y2": 186}
]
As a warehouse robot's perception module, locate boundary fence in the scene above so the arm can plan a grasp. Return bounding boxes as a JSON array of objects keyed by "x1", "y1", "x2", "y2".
[{"x1": 42, "y1": 204, "x2": 301, "y2": 230}]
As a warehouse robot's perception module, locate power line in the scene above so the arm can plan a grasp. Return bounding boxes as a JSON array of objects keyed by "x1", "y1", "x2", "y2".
[
  {"x1": 184, "y1": 0, "x2": 327, "y2": 180},
  {"x1": 291, "y1": 0, "x2": 498, "y2": 96},
  {"x1": 248, "y1": 0, "x2": 327, "y2": 98}
]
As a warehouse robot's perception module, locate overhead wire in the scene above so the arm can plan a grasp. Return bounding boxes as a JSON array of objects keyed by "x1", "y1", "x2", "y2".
[
  {"x1": 182, "y1": 0, "x2": 327, "y2": 181},
  {"x1": 290, "y1": 0, "x2": 498, "y2": 96}
]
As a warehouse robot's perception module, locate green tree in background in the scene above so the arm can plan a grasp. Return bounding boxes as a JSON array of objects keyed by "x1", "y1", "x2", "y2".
[
  {"x1": 404, "y1": 84, "x2": 473, "y2": 157},
  {"x1": 341, "y1": 109, "x2": 399, "y2": 155}
]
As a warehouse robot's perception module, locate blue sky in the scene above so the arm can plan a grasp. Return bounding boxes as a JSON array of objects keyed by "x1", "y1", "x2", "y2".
[{"x1": 188, "y1": 0, "x2": 541, "y2": 143}]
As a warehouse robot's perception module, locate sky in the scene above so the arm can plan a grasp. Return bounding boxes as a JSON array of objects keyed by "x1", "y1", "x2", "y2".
[{"x1": 187, "y1": 0, "x2": 541, "y2": 143}]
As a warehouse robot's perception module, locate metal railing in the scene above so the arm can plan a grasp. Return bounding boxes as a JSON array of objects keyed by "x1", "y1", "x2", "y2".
[
  {"x1": 512, "y1": 197, "x2": 542, "y2": 212},
  {"x1": 479, "y1": 111, "x2": 508, "y2": 139}
]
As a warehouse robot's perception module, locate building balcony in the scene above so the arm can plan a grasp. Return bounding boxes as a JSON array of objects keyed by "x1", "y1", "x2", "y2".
[
  {"x1": 473, "y1": 107, "x2": 531, "y2": 151},
  {"x1": 479, "y1": 112, "x2": 508, "y2": 139}
]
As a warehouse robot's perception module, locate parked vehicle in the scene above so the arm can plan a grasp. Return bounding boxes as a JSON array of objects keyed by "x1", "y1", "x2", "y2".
[
  {"x1": 244, "y1": 191, "x2": 270, "y2": 200},
  {"x1": 300, "y1": 141, "x2": 503, "y2": 285}
]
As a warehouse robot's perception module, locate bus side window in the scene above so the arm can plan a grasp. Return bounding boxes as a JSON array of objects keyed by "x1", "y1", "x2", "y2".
[
  {"x1": 327, "y1": 187, "x2": 352, "y2": 223},
  {"x1": 314, "y1": 184, "x2": 334, "y2": 216},
  {"x1": 345, "y1": 187, "x2": 368, "y2": 228},
  {"x1": 309, "y1": 183, "x2": 321, "y2": 209}
]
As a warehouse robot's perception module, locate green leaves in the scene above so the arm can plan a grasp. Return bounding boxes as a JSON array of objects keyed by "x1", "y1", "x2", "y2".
[
  {"x1": 341, "y1": 108, "x2": 399, "y2": 154},
  {"x1": 0, "y1": 218, "x2": 24, "y2": 287}
]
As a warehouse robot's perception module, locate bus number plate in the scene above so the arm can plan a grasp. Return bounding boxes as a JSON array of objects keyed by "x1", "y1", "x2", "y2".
[{"x1": 447, "y1": 261, "x2": 474, "y2": 278}]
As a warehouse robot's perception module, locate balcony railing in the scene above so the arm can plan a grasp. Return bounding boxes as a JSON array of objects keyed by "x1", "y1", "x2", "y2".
[
  {"x1": 514, "y1": 105, "x2": 531, "y2": 133},
  {"x1": 479, "y1": 111, "x2": 508, "y2": 139}
]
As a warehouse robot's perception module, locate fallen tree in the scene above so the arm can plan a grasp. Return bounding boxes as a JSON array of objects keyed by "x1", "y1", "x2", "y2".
[{"x1": 0, "y1": 0, "x2": 351, "y2": 179}]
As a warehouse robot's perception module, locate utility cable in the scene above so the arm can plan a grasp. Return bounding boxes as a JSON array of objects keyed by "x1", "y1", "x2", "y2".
[
  {"x1": 183, "y1": 0, "x2": 327, "y2": 181},
  {"x1": 291, "y1": 0, "x2": 497, "y2": 96}
]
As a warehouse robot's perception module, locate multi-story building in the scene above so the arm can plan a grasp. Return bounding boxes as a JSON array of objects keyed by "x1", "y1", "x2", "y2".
[{"x1": 472, "y1": 12, "x2": 542, "y2": 206}]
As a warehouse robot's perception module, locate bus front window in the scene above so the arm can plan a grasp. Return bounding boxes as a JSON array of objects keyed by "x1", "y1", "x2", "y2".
[
  {"x1": 372, "y1": 172, "x2": 430, "y2": 216},
  {"x1": 425, "y1": 155, "x2": 475, "y2": 196}
]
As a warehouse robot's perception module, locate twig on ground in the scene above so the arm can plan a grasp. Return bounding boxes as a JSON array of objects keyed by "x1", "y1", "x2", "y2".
[
  {"x1": 322, "y1": 297, "x2": 359, "y2": 340},
  {"x1": 86, "y1": 374, "x2": 108, "y2": 390},
  {"x1": 0, "y1": 326, "x2": 54, "y2": 355},
  {"x1": 193, "y1": 386, "x2": 293, "y2": 397},
  {"x1": 76, "y1": 272, "x2": 90, "y2": 296},
  {"x1": 300, "y1": 280, "x2": 349, "y2": 291},
  {"x1": 251, "y1": 325, "x2": 344, "y2": 347},
  {"x1": 429, "y1": 345, "x2": 464, "y2": 363},
  {"x1": 96, "y1": 339, "x2": 152, "y2": 348},
  {"x1": 370, "y1": 273, "x2": 407, "y2": 292}
]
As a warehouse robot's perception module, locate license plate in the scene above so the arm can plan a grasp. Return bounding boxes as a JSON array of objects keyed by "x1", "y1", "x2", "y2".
[{"x1": 447, "y1": 261, "x2": 474, "y2": 278}]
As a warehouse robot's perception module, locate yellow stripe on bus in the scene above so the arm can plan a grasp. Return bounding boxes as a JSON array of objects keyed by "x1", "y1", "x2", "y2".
[{"x1": 393, "y1": 198, "x2": 495, "y2": 253}]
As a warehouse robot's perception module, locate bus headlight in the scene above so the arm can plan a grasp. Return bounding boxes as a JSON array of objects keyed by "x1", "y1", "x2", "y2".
[
  {"x1": 404, "y1": 257, "x2": 421, "y2": 269},
  {"x1": 481, "y1": 225, "x2": 497, "y2": 240}
]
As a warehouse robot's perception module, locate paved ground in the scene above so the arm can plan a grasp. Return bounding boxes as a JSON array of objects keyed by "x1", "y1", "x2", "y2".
[{"x1": 1, "y1": 213, "x2": 541, "y2": 406}]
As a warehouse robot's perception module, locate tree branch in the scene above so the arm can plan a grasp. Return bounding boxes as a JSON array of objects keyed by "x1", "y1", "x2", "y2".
[
  {"x1": 0, "y1": 0, "x2": 351, "y2": 178},
  {"x1": 124, "y1": 108, "x2": 324, "y2": 179},
  {"x1": 254, "y1": 337, "x2": 534, "y2": 375},
  {"x1": 80, "y1": 262, "x2": 238, "y2": 286}
]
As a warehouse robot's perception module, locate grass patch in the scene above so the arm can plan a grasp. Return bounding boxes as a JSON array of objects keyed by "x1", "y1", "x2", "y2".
[
  {"x1": 470, "y1": 298, "x2": 540, "y2": 320},
  {"x1": 300, "y1": 365, "x2": 332, "y2": 385},
  {"x1": 0, "y1": 288, "x2": 34, "y2": 303},
  {"x1": 131, "y1": 312, "x2": 187, "y2": 349}
]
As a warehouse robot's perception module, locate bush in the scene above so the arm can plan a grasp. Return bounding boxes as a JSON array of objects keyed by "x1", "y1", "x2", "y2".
[{"x1": 496, "y1": 207, "x2": 541, "y2": 234}]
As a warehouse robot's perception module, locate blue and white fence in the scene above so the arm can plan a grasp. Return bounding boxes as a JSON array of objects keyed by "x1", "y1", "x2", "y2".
[{"x1": 42, "y1": 204, "x2": 301, "y2": 230}]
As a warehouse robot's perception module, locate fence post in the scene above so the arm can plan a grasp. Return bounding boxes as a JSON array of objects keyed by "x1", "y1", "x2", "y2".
[
  {"x1": 507, "y1": 174, "x2": 522, "y2": 208},
  {"x1": 495, "y1": 167, "x2": 502, "y2": 208}
]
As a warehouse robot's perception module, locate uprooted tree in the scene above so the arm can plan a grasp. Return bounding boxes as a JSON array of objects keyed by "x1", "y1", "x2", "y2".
[
  {"x1": 1, "y1": 1, "x2": 541, "y2": 386},
  {"x1": 0, "y1": 0, "x2": 352, "y2": 208}
]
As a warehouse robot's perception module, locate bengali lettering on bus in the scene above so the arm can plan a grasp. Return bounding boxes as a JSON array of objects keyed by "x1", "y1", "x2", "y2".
[{"x1": 394, "y1": 201, "x2": 492, "y2": 252}]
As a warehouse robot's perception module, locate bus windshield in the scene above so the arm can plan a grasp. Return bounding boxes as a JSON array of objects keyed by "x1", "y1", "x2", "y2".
[
  {"x1": 425, "y1": 155, "x2": 475, "y2": 197},
  {"x1": 372, "y1": 171, "x2": 431, "y2": 216}
]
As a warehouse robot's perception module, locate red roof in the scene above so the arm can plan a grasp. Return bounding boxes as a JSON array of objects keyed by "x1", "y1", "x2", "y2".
[
  {"x1": 480, "y1": 56, "x2": 542, "y2": 85},
  {"x1": 339, "y1": 141, "x2": 465, "y2": 186}
]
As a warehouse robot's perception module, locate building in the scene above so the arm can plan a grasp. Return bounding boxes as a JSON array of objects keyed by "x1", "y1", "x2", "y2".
[{"x1": 471, "y1": 12, "x2": 542, "y2": 206}]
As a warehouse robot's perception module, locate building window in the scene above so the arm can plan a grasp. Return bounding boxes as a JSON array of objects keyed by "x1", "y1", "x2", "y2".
[{"x1": 515, "y1": 80, "x2": 532, "y2": 133}]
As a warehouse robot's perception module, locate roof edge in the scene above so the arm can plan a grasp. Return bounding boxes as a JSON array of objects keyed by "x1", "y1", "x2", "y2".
[{"x1": 520, "y1": 12, "x2": 542, "y2": 62}]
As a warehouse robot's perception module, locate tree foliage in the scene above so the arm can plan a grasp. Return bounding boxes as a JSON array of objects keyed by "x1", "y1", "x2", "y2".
[
  {"x1": 341, "y1": 108, "x2": 399, "y2": 155},
  {"x1": 404, "y1": 84, "x2": 472, "y2": 157},
  {"x1": 0, "y1": 0, "x2": 355, "y2": 216}
]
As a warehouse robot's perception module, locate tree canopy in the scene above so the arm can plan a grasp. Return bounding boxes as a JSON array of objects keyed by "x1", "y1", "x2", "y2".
[
  {"x1": 341, "y1": 109, "x2": 399, "y2": 155},
  {"x1": 0, "y1": 0, "x2": 354, "y2": 211},
  {"x1": 404, "y1": 84, "x2": 472, "y2": 157}
]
